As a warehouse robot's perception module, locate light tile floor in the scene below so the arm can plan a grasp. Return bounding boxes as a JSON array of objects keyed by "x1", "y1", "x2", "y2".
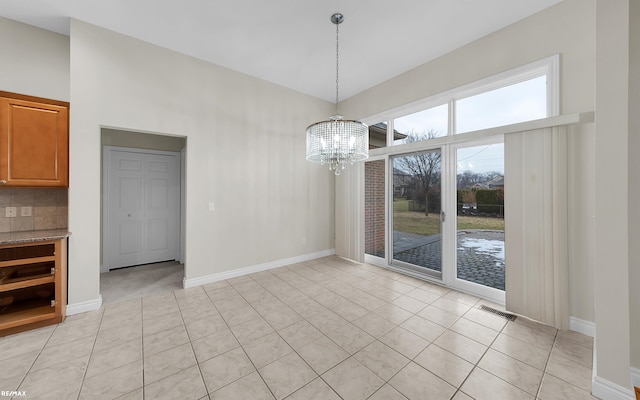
[
  {"x1": 0, "y1": 256, "x2": 598, "y2": 400},
  {"x1": 100, "y1": 261, "x2": 184, "y2": 305}
]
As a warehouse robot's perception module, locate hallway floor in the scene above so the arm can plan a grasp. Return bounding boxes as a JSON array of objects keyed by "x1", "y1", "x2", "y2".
[
  {"x1": 100, "y1": 261, "x2": 183, "y2": 305},
  {"x1": 0, "y1": 256, "x2": 596, "y2": 399}
]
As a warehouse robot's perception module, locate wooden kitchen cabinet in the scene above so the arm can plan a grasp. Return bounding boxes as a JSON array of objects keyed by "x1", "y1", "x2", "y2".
[
  {"x1": 0, "y1": 91, "x2": 69, "y2": 187},
  {"x1": 0, "y1": 238, "x2": 67, "y2": 336}
]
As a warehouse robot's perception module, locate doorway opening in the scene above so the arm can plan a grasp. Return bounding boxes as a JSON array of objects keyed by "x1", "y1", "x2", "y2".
[{"x1": 100, "y1": 128, "x2": 186, "y2": 305}]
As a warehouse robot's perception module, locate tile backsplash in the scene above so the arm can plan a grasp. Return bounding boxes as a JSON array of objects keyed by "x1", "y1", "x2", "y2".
[{"x1": 0, "y1": 188, "x2": 68, "y2": 233}]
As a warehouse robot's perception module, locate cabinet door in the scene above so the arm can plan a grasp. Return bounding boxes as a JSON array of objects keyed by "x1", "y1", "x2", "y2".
[{"x1": 0, "y1": 96, "x2": 69, "y2": 187}]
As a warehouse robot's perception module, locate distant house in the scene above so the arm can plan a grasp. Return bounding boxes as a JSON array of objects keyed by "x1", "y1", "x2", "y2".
[
  {"x1": 487, "y1": 175, "x2": 504, "y2": 189},
  {"x1": 368, "y1": 122, "x2": 407, "y2": 149},
  {"x1": 469, "y1": 182, "x2": 488, "y2": 190},
  {"x1": 393, "y1": 168, "x2": 411, "y2": 198},
  {"x1": 464, "y1": 175, "x2": 504, "y2": 191}
]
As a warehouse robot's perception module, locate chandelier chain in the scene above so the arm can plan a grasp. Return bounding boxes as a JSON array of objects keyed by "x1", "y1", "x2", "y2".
[{"x1": 335, "y1": 20, "x2": 340, "y2": 111}]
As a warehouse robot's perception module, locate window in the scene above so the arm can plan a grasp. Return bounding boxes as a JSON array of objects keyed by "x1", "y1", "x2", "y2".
[
  {"x1": 368, "y1": 121, "x2": 389, "y2": 149},
  {"x1": 363, "y1": 55, "x2": 557, "y2": 143},
  {"x1": 393, "y1": 104, "x2": 448, "y2": 145},
  {"x1": 456, "y1": 76, "x2": 547, "y2": 133}
]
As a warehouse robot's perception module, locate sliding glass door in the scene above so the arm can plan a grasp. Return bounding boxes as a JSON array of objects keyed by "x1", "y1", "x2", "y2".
[
  {"x1": 391, "y1": 150, "x2": 442, "y2": 277},
  {"x1": 454, "y1": 141, "x2": 505, "y2": 299}
]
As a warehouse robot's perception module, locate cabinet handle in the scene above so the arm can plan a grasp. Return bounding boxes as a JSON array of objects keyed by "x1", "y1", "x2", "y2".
[
  {"x1": 51, "y1": 267, "x2": 56, "y2": 275},
  {"x1": 50, "y1": 300, "x2": 57, "y2": 307},
  {"x1": 0, "y1": 180, "x2": 6, "y2": 185}
]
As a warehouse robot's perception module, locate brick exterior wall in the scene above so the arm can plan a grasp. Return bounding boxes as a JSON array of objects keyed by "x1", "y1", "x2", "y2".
[{"x1": 365, "y1": 160, "x2": 385, "y2": 257}]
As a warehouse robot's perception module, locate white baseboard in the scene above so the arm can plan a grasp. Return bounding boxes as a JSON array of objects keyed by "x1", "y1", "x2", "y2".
[
  {"x1": 66, "y1": 295, "x2": 103, "y2": 316},
  {"x1": 570, "y1": 316, "x2": 595, "y2": 337},
  {"x1": 183, "y1": 249, "x2": 336, "y2": 289},
  {"x1": 592, "y1": 375, "x2": 635, "y2": 400}
]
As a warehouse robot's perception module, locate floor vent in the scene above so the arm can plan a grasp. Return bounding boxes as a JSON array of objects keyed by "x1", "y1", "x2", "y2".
[{"x1": 479, "y1": 305, "x2": 517, "y2": 321}]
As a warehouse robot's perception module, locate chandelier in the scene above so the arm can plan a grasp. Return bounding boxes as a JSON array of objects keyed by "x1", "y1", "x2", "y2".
[{"x1": 306, "y1": 13, "x2": 368, "y2": 175}]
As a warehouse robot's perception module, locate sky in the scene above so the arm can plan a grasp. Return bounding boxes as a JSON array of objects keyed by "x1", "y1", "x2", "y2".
[{"x1": 386, "y1": 75, "x2": 547, "y2": 174}]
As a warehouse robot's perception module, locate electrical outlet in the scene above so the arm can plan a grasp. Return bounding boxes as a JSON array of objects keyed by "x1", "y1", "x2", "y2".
[
  {"x1": 208, "y1": 202, "x2": 215, "y2": 211},
  {"x1": 5, "y1": 207, "x2": 16, "y2": 218},
  {"x1": 21, "y1": 206, "x2": 32, "y2": 217},
  {"x1": 301, "y1": 237, "x2": 306, "y2": 245}
]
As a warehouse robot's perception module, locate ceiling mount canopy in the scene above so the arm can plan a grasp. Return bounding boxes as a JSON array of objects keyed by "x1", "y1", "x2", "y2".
[{"x1": 306, "y1": 12, "x2": 368, "y2": 176}]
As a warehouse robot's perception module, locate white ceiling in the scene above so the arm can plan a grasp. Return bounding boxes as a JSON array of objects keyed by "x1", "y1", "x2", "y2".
[{"x1": 0, "y1": 0, "x2": 562, "y2": 102}]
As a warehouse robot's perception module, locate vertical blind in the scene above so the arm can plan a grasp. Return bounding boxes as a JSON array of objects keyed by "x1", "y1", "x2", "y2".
[{"x1": 505, "y1": 126, "x2": 569, "y2": 330}]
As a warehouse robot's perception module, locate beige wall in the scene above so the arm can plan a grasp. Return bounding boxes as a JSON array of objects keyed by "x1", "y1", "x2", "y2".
[
  {"x1": 0, "y1": 17, "x2": 69, "y2": 101},
  {"x1": 628, "y1": 0, "x2": 640, "y2": 375},
  {"x1": 594, "y1": 0, "x2": 633, "y2": 394},
  {"x1": 67, "y1": 20, "x2": 335, "y2": 304},
  {"x1": 341, "y1": 0, "x2": 596, "y2": 324}
]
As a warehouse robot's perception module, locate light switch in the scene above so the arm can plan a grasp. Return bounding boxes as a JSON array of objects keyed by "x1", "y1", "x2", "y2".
[
  {"x1": 208, "y1": 202, "x2": 215, "y2": 211},
  {"x1": 21, "y1": 206, "x2": 32, "y2": 217}
]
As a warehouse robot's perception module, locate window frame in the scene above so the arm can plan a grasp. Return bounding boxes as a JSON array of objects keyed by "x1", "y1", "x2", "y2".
[
  {"x1": 361, "y1": 55, "x2": 560, "y2": 291},
  {"x1": 362, "y1": 55, "x2": 559, "y2": 152}
]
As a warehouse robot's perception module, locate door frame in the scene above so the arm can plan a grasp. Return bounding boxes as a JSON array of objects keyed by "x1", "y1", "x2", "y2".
[
  {"x1": 101, "y1": 146, "x2": 183, "y2": 272},
  {"x1": 389, "y1": 147, "x2": 444, "y2": 280},
  {"x1": 444, "y1": 136, "x2": 506, "y2": 303}
]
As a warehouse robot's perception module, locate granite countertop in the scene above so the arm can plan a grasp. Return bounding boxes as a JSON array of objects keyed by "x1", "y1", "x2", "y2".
[{"x1": 0, "y1": 229, "x2": 71, "y2": 245}]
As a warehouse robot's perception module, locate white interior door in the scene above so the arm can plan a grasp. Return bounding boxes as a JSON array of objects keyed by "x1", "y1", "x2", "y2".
[{"x1": 104, "y1": 148, "x2": 180, "y2": 269}]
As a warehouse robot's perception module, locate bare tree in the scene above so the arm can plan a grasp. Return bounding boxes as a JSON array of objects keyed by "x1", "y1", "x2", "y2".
[{"x1": 396, "y1": 130, "x2": 441, "y2": 216}]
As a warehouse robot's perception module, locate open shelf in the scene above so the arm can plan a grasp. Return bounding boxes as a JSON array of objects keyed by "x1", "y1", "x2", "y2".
[
  {"x1": 0, "y1": 274, "x2": 55, "y2": 292},
  {"x1": 0, "y1": 256, "x2": 55, "y2": 268},
  {"x1": 0, "y1": 303, "x2": 56, "y2": 330},
  {"x1": 0, "y1": 239, "x2": 66, "y2": 336},
  {"x1": 0, "y1": 243, "x2": 55, "y2": 261}
]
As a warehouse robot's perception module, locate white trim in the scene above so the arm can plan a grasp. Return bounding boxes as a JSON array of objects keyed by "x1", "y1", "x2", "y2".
[
  {"x1": 548, "y1": 53, "x2": 561, "y2": 117},
  {"x1": 569, "y1": 316, "x2": 596, "y2": 337},
  {"x1": 183, "y1": 249, "x2": 335, "y2": 289},
  {"x1": 179, "y1": 146, "x2": 186, "y2": 264},
  {"x1": 369, "y1": 112, "x2": 592, "y2": 158},
  {"x1": 364, "y1": 253, "x2": 387, "y2": 268},
  {"x1": 592, "y1": 375, "x2": 635, "y2": 400},
  {"x1": 631, "y1": 367, "x2": 640, "y2": 388},
  {"x1": 66, "y1": 295, "x2": 103, "y2": 315},
  {"x1": 99, "y1": 264, "x2": 109, "y2": 273}
]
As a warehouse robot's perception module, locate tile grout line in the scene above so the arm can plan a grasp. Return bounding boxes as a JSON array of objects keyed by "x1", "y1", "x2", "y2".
[
  {"x1": 379, "y1": 295, "x2": 472, "y2": 399},
  {"x1": 222, "y1": 271, "x2": 341, "y2": 400},
  {"x1": 446, "y1": 301, "x2": 511, "y2": 399},
  {"x1": 532, "y1": 325, "x2": 558, "y2": 399},
  {"x1": 202, "y1": 278, "x2": 282, "y2": 399},
  {"x1": 172, "y1": 288, "x2": 212, "y2": 400},
  {"x1": 537, "y1": 332, "x2": 597, "y2": 397},
  {"x1": 12, "y1": 324, "x2": 58, "y2": 399}
]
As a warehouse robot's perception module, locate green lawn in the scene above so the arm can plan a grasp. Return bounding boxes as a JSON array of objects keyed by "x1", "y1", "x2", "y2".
[
  {"x1": 394, "y1": 212, "x2": 442, "y2": 236},
  {"x1": 394, "y1": 198, "x2": 410, "y2": 212},
  {"x1": 393, "y1": 199, "x2": 504, "y2": 236}
]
